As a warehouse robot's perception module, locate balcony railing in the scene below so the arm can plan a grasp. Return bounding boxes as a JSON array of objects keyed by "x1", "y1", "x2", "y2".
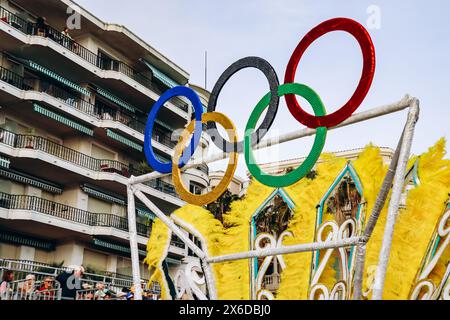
[
  {"x1": 0, "y1": 66, "x2": 33, "y2": 91},
  {"x1": 0, "y1": 5, "x2": 188, "y2": 113},
  {"x1": 0, "y1": 259, "x2": 154, "y2": 296},
  {"x1": 0, "y1": 66, "x2": 177, "y2": 151},
  {"x1": 195, "y1": 163, "x2": 209, "y2": 176},
  {"x1": 0, "y1": 127, "x2": 180, "y2": 198},
  {"x1": 0, "y1": 192, "x2": 150, "y2": 237},
  {"x1": 0, "y1": 127, "x2": 131, "y2": 175}
]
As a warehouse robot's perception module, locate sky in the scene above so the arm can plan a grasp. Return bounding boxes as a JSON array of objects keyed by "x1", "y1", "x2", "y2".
[{"x1": 76, "y1": 0, "x2": 450, "y2": 177}]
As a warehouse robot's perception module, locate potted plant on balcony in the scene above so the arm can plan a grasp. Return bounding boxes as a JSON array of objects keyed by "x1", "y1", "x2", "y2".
[{"x1": 135, "y1": 161, "x2": 153, "y2": 174}]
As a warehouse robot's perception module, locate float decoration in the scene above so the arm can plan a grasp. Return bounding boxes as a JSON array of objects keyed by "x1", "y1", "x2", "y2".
[{"x1": 124, "y1": 17, "x2": 430, "y2": 300}]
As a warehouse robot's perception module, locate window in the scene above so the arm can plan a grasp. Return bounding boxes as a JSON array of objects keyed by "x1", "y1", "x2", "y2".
[
  {"x1": 83, "y1": 249, "x2": 108, "y2": 273},
  {"x1": 97, "y1": 50, "x2": 119, "y2": 71},
  {"x1": 189, "y1": 181, "x2": 204, "y2": 195},
  {"x1": 117, "y1": 256, "x2": 132, "y2": 276}
]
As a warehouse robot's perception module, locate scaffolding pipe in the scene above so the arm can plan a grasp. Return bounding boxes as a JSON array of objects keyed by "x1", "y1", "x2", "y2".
[
  {"x1": 207, "y1": 237, "x2": 363, "y2": 264},
  {"x1": 352, "y1": 128, "x2": 404, "y2": 299},
  {"x1": 132, "y1": 186, "x2": 218, "y2": 300},
  {"x1": 126, "y1": 185, "x2": 143, "y2": 300},
  {"x1": 372, "y1": 99, "x2": 420, "y2": 300},
  {"x1": 129, "y1": 95, "x2": 413, "y2": 185}
]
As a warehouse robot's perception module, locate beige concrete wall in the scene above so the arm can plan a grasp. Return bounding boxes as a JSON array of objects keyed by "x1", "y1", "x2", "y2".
[
  {"x1": 54, "y1": 242, "x2": 84, "y2": 267},
  {"x1": 0, "y1": 179, "x2": 24, "y2": 194},
  {"x1": 0, "y1": 242, "x2": 19, "y2": 259},
  {"x1": 87, "y1": 196, "x2": 112, "y2": 213}
]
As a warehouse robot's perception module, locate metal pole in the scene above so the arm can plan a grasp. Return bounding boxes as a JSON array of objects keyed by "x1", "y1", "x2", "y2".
[
  {"x1": 132, "y1": 186, "x2": 218, "y2": 299},
  {"x1": 207, "y1": 237, "x2": 363, "y2": 264},
  {"x1": 372, "y1": 99, "x2": 420, "y2": 300},
  {"x1": 126, "y1": 185, "x2": 142, "y2": 300},
  {"x1": 129, "y1": 96, "x2": 413, "y2": 185},
  {"x1": 352, "y1": 129, "x2": 404, "y2": 299}
]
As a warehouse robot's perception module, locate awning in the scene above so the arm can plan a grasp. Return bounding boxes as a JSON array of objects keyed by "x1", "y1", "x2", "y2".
[
  {"x1": 141, "y1": 60, "x2": 180, "y2": 89},
  {"x1": 154, "y1": 119, "x2": 174, "y2": 132},
  {"x1": 136, "y1": 206, "x2": 156, "y2": 221},
  {"x1": 27, "y1": 61, "x2": 91, "y2": 96},
  {"x1": 93, "y1": 238, "x2": 146, "y2": 257},
  {"x1": 0, "y1": 167, "x2": 63, "y2": 194},
  {"x1": 106, "y1": 129, "x2": 142, "y2": 152},
  {"x1": 33, "y1": 104, "x2": 94, "y2": 136},
  {"x1": 0, "y1": 155, "x2": 10, "y2": 168},
  {"x1": 0, "y1": 229, "x2": 55, "y2": 251},
  {"x1": 96, "y1": 87, "x2": 136, "y2": 114},
  {"x1": 81, "y1": 184, "x2": 126, "y2": 205}
]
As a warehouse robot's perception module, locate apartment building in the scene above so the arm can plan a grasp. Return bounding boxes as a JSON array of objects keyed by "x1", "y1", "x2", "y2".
[{"x1": 0, "y1": 0, "x2": 210, "y2": 281}]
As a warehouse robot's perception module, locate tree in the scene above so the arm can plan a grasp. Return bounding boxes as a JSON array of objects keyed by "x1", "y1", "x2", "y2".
[{"x1": 207, "y1": 189, "x2": 241, "y2": 223}]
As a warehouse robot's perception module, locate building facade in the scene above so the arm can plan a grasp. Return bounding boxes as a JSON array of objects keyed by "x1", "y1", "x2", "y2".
[
  {"x1": 254, "y1": 147, "x2": 395, "y2": 177},
  {"x1": 0, "y1": 0, "x2": 209, "y2": 283}
]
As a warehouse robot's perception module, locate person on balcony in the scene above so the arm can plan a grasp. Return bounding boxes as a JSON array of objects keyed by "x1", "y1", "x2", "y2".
[
  {"x1": 19, "y1": 274, "x2": 36, "y2": 299},
  {"x1": 0, "y1": 270, "x2": 14, "y2": 300},
  {"x1": 94, "y1": 282, "x2": 108, "y2": 300},
  {"x1": 56, "y1": 265, "x2": 85, "y2": 300},
  {"x1": 37, "y1": 276, "x2": 55, "y2": 300},
  {"x1": 36, "y1": 17, "x2": 48, "y2": 37}
]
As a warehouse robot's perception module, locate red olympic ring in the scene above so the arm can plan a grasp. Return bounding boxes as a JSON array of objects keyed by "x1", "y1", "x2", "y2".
[{"x1": 284, "y1": 17, "x2": 376, "y2": 129}]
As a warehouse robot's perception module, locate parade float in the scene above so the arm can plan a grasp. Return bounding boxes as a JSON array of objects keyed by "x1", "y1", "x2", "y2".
[{"x1": 123, "y1": 18, "x2": 449, "y2": 300}]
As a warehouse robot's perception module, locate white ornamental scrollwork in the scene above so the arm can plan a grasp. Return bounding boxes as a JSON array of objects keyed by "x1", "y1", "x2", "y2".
[
  {"x1": 255, "y1": 231, "x2": 292, "y2": 300},
  {"x1": 174, "y1": 260, "x2": 207, "y2": 300},
  {"x1": 442, "y1": 280, "x2": 450, "y2": 300},
  {"x1": 410, "y1": 209, "x2": 450, "y2": 300},
  {"x1": 309, "y1": 219, "x2": 357, "y2": 300}
]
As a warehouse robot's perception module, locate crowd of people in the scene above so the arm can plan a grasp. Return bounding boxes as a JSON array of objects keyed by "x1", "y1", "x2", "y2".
[{"x1": 0, "y1": 266, "x2": 160, "y2": 301}]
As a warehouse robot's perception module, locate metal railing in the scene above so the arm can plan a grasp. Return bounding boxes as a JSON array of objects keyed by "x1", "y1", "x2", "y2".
[
  {"x1": 0, "y1": 67, "x2": 177, "y2": 149},
  {"x1": 0, "y1": 127, "x2": 180, "y2": 198},
  {"x1": 1, "y1": 279, "x2": 62, "y2": 301},
  {"x1": 0, "y1": 5, "x2": 189, "y2": 113},
  {"x1": 0, "y1": 259, "x2": 154, "y2": 299},
  {"x1": 0, "y1": 65, "x2": 33, "y2": 90},
  {"x1": 0, "y1": 192, "x2": 151, "y2": 237},
  {"x1": 44, "y1": 83, "x2": 174, "y2": 147},
  {"x1": 0, "y1": 6, "x2": 33, "y2": 34},
  {"x1": 195, "y1": 163, "x2": 209, "y2": 176},
  {"x1": 0, "y1": 126, "x2": 130, "y2": 174},
  {"x1": 145, "y1": 178, "x2": 178, "y2": 198}
]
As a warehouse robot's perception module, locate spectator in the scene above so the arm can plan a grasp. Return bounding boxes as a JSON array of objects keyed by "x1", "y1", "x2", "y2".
[
  {"x1": 62, "y1": 27, "x2": 72, "y2": 39},
  {"x1": 0, "y1": 270, "x2": 14, "y2": 299},
  {"x1": 36, "y1": 17, "x2": 48, "y2": 37},
  {"x1": 56, "y1": 265, "x2": 84, "y2": 300},
  {"x1": 37, "y1": 276, "x2": 55, "y2": 300},
  {"x1": 19, "y1": 274, "x2": 36, "y2": 299},
  {"x1": 94, "y1": 282, "x2": 108, "y2": 300}
]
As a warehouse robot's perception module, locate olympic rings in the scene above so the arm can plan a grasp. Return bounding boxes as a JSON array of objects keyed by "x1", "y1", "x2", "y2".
[
  {"x1": 142, "y1": 17, "x2": 376, "y2": 206},
  {"x1": 284, "y1": 17, "x2": 376, "y2": 128},
  {"x1": 172, "y1": 112, "x2": 238, "y2": 206},
  {"x1": 207, "y1": 57, "x2": 280, "y2": 153},
  {"x1": 245, "y1": 83, "x2": 327, "y2": 188},
  {"x1": 144, "y1": 86, "x2": 203, "y2": 174}
]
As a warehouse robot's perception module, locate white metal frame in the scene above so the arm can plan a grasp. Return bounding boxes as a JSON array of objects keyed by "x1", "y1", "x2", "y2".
[{"x1": 126, "y1": 95, "x2": 420, "y2": 300}]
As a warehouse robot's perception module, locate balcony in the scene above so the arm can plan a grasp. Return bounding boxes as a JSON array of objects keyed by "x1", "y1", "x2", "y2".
[
  {"x1": 0, "y1": 66, "x2": 176, "y2": 150},
  {"x1": 0, "y1": 127, "x2": 131, "y2": 175},
  {"x1": 0, "y1": 259, "x2": 153, "y2": 296},
  {"x1": 0, "y1": 192, "x2": 150, "y2": 237},
  {"x1": 0, "y1": 127, "x2": 180, "y2": 199},
  {"x1": 0, "y1": 5, "x2": 188, "y2": 114},
  {"x1": 0, "y1": 66, "x2": 33, "y2": 91}
]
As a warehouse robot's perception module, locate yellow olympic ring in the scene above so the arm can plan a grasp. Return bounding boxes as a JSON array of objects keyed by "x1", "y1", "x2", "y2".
[{"x1": 172, "y1": 112, "x2": 238, "y2": 206}]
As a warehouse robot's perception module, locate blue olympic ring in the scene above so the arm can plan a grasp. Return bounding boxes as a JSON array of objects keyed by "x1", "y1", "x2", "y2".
[{"x1": 144, "y1": 86, "x2": 203, "y2": 174}]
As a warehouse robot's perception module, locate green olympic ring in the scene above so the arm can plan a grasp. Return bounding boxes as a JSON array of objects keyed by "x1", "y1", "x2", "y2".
[{"x1": 245, "y1": 83, "x2": 328, "y2": 188}]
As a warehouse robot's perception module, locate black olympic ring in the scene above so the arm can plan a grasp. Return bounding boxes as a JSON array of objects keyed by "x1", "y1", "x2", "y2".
[{"x1": 206, "y1": 56, "x2": 280, "y2": 153}]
